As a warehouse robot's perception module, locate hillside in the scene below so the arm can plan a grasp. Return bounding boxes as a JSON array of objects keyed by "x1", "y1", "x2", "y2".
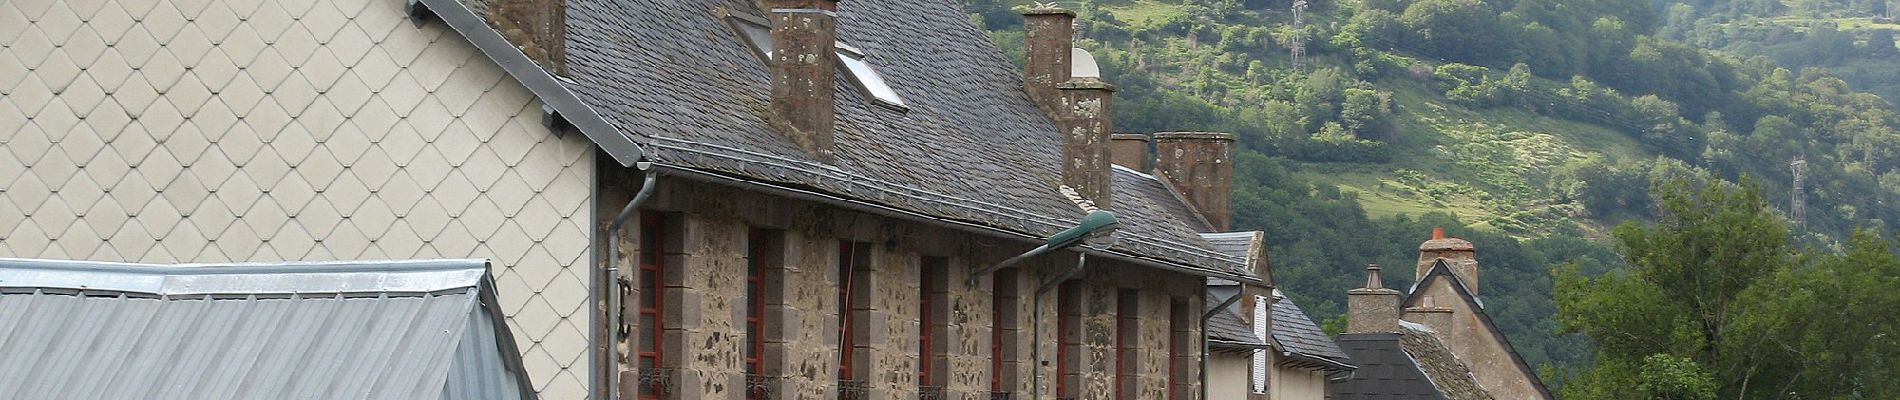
[{"x1": 964, "y1": 0, "x2": 1900, "y2": 386}]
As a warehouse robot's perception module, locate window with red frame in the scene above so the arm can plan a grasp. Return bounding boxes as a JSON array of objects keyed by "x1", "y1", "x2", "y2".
[
  {"x1": 637, "y1": 213, "x2": 668, "y2": 400},
  {"x1": 1056, "y1": 281, "x2": 1081, "y2": 399},
  {"x1": 1169, "y1": 298, "x2": 1190, "y2": 400},
  {"x1": 919, "y1": 257, "x2": 948, "y2": 388},
  {"x1": 837, "y1": 241, "x2": 870, "y2": 382},
  {"x1": 991, "y1": 270, "x2": 1018, "y2": 394},
  {"x1": 745, "y1": 229, "x2": 782, "y2": 400},
  {"x1": 1115, "y1": 290, "x2": 1140, "y2": 400}
]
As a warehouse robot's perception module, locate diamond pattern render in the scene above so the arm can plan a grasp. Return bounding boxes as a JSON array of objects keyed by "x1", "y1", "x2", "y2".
[{"x1": 0, "y1": 0, "x2": 596, "y2": 396}]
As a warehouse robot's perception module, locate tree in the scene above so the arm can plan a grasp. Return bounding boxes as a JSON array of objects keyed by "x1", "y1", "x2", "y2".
[
  {"x1": 1400, "y1": 0, "x2": 1507, "y2": 64},
  {"x1": 1556, "y1": 178, "x2": 1791, "y2": 398},
  {"x1": 1871, "y1": 29, "x2": 1898, "y2": 58}
]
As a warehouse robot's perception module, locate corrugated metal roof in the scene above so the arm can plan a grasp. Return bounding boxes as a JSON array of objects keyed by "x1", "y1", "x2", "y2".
[{"x1": 0, "y1": 258, "x2": 535, "y2": 400}]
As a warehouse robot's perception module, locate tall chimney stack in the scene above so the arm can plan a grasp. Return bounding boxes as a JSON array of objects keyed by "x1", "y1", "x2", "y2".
[
  {"x1": 1154, "y1": 132, "x2": 1235, "y2": 231},
  {"x1": 1347, "y1": 264, "x2": 1401, "y2": 334},
  {"x1": 1056, "y1": 76, "x2": 1116, "y2": 208},
  {"x1": 1022, "y1": 6, "x2": 1075, "y2": 117},
  {"x1": 1418, "y1": 228, "x2": 1479, "y2": 295},
  {"x1": 490, "y1": 0, "x2": 566, "y2": 74},
  {"x1": 767, "y1": 0, "x2": 840, "y2": 162},
  {"x1": 1110, "y1": 133, "x2": 1151, "y2": 172}
]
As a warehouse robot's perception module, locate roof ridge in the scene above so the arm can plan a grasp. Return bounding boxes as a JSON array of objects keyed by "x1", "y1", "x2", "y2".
[{"x1": 0, "y1": 258, "x2": 491, "y2": 296}]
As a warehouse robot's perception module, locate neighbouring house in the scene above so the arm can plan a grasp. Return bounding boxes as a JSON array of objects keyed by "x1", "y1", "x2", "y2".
[
  {"x1": 0, "y1": 0, "x2": 1275, "y2": 400},
  {"x1": 0, "y1": 258, "x2": 534, "y2": 400},
  {"x1": 1204, "y1": 279, "x2": 1353, "y2": 400},
  {"x1": 1330, "y1": 229, "x2": 1555, "y2": 400}
]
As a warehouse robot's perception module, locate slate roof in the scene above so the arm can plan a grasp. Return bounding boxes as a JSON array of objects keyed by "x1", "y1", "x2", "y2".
[
  {"x1": 1273, "y1": 291, "x2": 1352, "y2": 362},
  {"x1": 426, "y1": 0, "x2": 1253, "y2": 281},
  {"x1": 1331, "y1": 333, "x2": 1445, "y2": 400},
  {"x1": 1204, "y1": 290, "x2": 1265, "y2": 347},
  {"x1": 0, "y1": 259, "x2": 534, "y2": 400},
  {"x1": 1331, "y1": 323, "x2": 1494, "y2": 400},
  {"x1": 1404, "y1": 260, "x2": 1554, "y2": 399}
]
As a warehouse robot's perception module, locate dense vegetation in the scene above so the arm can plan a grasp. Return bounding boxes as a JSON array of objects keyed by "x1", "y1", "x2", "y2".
[
  {"x1": 964, "y1": 0, "x2": 1900, "y2": 392},
  {"x1": 1557, "y1": 179, "x2": 1900, "y2": 398}
]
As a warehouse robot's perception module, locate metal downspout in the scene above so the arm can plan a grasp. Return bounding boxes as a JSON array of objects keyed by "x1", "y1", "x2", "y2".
[
  {"x1": 1031, "y1": 253, "x2": 1088, "y2": 399},
  {"x1": 602, "y1": 161, "x2": 657, "y2": 400},
  {"x1": 1201, "y1": 290, "x2": 1243, "y2": 400}
]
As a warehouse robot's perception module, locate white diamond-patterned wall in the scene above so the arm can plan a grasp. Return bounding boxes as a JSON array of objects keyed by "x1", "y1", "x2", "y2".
[{"x1": 0, "y1": 0, "x2": 596, "y2": 397}]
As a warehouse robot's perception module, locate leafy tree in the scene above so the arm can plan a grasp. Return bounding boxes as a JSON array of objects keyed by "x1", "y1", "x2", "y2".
[
  {"x1": 1400, "y1": 0, "x2": 1507, "y2": 64},
  {"x1": 1557, "y1": 178, "x2": 1794, "y2": 398}
]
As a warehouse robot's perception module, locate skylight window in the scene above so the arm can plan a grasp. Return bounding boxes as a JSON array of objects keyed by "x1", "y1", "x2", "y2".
[
  {"x1": 838, "y1": 47, "x2": 908, "y2": 110},
  {"x1": 728, "y1": 15, "x2": 909, "y2": 111}
]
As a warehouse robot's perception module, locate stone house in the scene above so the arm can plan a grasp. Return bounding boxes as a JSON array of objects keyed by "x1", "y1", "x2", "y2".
[
  {"x1": 0, "y1": 0, "x2": 1277, "y2": 399},
  {"x1": 1330, "y1": 230, "x2": 1555, "y2": 400}
]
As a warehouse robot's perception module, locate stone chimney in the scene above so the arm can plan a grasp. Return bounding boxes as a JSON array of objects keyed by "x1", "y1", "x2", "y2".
[
  {"x1": 1110, "y1": 133, "x2": 1151, "y2": 172},
  {"x1": 1347, "y1": 264, "x2": 1401, "y2": 334},
  {"x1": 1418, "y1": 227, "x2": 1479, "y2": 295},
  {"x1": 1020, "y1": 6, "x2": 1114, "y2": 207},
  {"x1": 1153, "y1": 132, "x2": 1235, "y2": 231},
  {"x1": 767, "y1": 0, "x2": 840, "y2": 162},
  {"x1": 1056, "y1": 77, "x2": 1116, "y2": 208},
  {"x1": 490, "y1": 0, "x2": 566, "y2": 74},
  {"x1": 1022, "y1": 6, "x2": 1075, "y2": 117},
  {"x1": 1405, "y1": 295, "x2": 1455, "y2": 337}
]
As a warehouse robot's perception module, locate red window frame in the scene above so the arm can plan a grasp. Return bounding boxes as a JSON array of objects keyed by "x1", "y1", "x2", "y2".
[
  {"x1": 991, "y1": 270, "x2": 1014, "y2": 393},
  {"x1": 1169, "y1": 298, "x2": 1186, "y2": 400},
  {"x1": 919, "y1": 257, "x2": 946, "y2": 387},
  {"x1": 838, "y1": 241, "x2": 860, "y2": 381},
  {"x1": 746, "y1": 229, "x2": 769, "y2": 400},
  {"x1": 637, "y1": 213, "x2": 667, "y2": 400}
]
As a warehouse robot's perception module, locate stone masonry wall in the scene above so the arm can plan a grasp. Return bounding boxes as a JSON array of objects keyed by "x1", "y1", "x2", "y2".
[{"x1": 612, "y1": 174, "x2": 1206, "y2": 400}]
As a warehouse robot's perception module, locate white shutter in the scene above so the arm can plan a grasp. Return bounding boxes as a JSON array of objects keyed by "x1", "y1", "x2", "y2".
[{"x1": 1250, "y1": 295, "x2": 1270, "y2": 394}]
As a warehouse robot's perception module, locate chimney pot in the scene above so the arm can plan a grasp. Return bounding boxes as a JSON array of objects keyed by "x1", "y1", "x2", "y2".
[
  {"x1": 766, "y1": 0, "x2": 841, "y2": 162},
  {"x1": 1153, "y1": 132, "x2": 1235, "y2": 231}
]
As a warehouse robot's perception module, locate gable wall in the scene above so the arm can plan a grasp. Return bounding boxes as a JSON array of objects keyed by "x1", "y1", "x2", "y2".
[
  {"x1": 0, "y1": 0, "x2": 595, "y2": 396},
  {"x1": 1407, "y1": 277, "x2": 1548, "y2": 400}
]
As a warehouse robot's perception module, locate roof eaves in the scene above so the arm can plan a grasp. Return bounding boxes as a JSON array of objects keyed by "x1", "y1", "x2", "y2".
[
  {"x1": 1278, "y1": 349, "x2": 1357, "y2": 372},
  {"x1": 406, "y1": 0, "x2": 646, "y2": 166},
  {"x1": 654, "y1": 163, "x2": 1264, "y2": 284}
]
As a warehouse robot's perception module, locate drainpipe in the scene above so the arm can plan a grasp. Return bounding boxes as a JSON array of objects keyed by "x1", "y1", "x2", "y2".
[
  {"x1": 1030, "y1": 252, "x2": 1087, "y2": 399},
  {"x1": 1201, "y1": 289, "x2": 1243, "y2": 400},
  {"x1": 602, "y1": 161, "x2": 657, "y2": 400}
]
